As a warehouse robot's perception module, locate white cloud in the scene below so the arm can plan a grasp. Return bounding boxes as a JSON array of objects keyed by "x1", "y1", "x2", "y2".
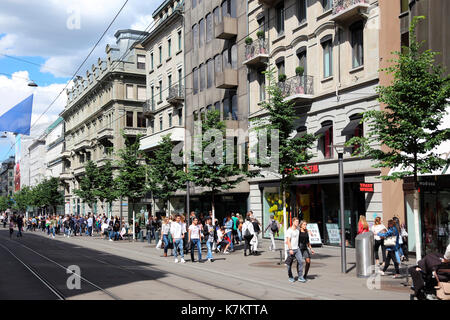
[{"x1": 0, "y1": 0, "x2": 159, "y2": 78}]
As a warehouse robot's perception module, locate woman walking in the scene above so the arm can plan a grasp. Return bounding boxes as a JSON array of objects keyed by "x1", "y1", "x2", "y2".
[
  {"x1": 357, "y1": 215, "x2": 369, "y2": 234},
  {"x1": 371, "y1": 217, "x2": 387, "y2": 266},
  {"x1": 378, "y1": 219, "x2": 401, "y2": 278},
  {"x1": 161, "y1": 217, "x2": 171, "y2": 257},
  {"x1": 299, "y1": 221, "x2": 315, "y2": 279},
  {"x1": 242, "y1": 216, "x2": 255, "y2": 256}
]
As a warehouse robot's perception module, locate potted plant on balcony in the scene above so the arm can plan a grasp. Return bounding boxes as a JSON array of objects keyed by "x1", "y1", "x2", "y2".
[
  {"x1": 278, "y1": 74, "x2": 287, "y2": 82},
  {"x1": 245, "y1": 37, "x2": 253, "y2": 45},
  {"x1": 245, "y1": 37, "x2": 254, "y2": 60},
  {"x1": 295, "y1": 66, "x2": 305, "y2": 94},
  {"x1": 278, "y1": 73, "x2": 287, "y2": 94}
]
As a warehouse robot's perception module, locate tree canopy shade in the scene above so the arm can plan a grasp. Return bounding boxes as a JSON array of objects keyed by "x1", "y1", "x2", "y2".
[
  {"x1": 147, "y1": 134, "x2": 186, "y2": 215},
  {"x1": 347, "y1": 16, "x2": 450, "y2": 186}
]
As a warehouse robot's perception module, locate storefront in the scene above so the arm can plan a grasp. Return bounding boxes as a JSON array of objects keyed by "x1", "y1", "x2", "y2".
[
  {"x1": 261, "y1": 175, "x2": 368, "y2": 247},
  {"x1": 404, "y1": 175, "x2": 450, "y2": 255},
  {"x1": 189, "y1": 193, "x2": 248, "y2": 222}
]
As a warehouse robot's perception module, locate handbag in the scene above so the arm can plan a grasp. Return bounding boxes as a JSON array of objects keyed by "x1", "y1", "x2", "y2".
[
  {"x1": 156, "y1": 239, "x2": 162, "y2": 249},
  {"x1": 435, "y1": 272, "x2": 450, "y2": 300},
  {"x1": 384, "y1": 235, "x2": 397, "y2": 247}
]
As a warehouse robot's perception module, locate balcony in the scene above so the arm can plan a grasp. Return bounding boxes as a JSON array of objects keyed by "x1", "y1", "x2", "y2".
[
  {"x1": 61, "y1": 151, "x2": 71, "y2": 159},
  {"x1": 123, "y1": 127, "x2": 147, "y2": 137},
  {"x1": 143, "y1": 99, "x2": 156, "y2": 116},
  {"x1": 258, "y1": 0, "x2": 279, "y2": 7},
  {"x1": 215, "y1": 68, "x2": 238, "y2": 89},
  {"x1": 331, "y1": 0, "x2": 370, "y2": 23},
  {"x1": 167, "y1": 84, "x2": 184, "y2": 104},
  {"x1": 97, "y1": 127, "x2": 114, "y2": 141},
  {"x1": 73, "y1": 139, "x2": 92, "y2": 152},
  {"x1": 139, "y1": 126, "x2": 185, "y2": 151},
  {"x1": 243, "y1": 39, "x2": 269, "y2": 68},
  {"x1": 73, "y1": 166, "x2": 85, "y2": 176},
  {"x1": 278, "y1": 75, "x2": 314, "y2": 103},
  {"x1": 215, "y1": 16, "x2": 237, "y2": 40},
  {"x1": 60, "y1": 172, "x2": 74, "y2": 181}
]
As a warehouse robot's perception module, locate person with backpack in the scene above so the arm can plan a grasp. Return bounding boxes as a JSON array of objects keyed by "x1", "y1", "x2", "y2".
[
  {"x1": 251, "y1": 217, "x2": 261, "y2": 255},
  {"x1": 204, "y1": 217, "x2": 216, "y2": 262},
  {"x1": 242, "y1": 216, "x2": 255, "y2": 256},
  {"x1": 264, "y1": 215, "x2": 280, "y2": 251}
]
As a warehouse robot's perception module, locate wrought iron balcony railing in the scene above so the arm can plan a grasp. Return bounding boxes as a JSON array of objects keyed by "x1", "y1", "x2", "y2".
[
  {"x1": 167, "y1": 84, "x2": 184, "y2": 103},
  {"x1": 332, "y1": 0, "x2": 369, "y2": 16},
  {"x1": 278, "y1": 75, "x2": 314, "y2": 99}
]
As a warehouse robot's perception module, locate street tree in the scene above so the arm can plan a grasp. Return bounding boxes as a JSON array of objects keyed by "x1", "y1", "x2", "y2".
[
  {"x1": 115, "y1": 133, "x2": 147, "y2": 233},
  {"x1": 252, "y1": 68, "x2": 315, "y2": 256},
  {"x1": 0, "y1": 196, "x2": 13, "y2": 212},
  {"x1": 12, "y1": 186, "x2": 33, "y2": 213},
  {"x1": 346, "y1": 16, "x2": 450, "y2": 260},
  {"x1": 147, "y1": 134, "x2": 186, "y2": 216},
  {"x1": 74, "y1": 160, "x2": 99, "y2": 213},
  {"x1": 94, "y1": 160, "x2": 118, "y2": 217},
  {"x1": 188, "y1": 109, "x2": 248, "y2": 223}
]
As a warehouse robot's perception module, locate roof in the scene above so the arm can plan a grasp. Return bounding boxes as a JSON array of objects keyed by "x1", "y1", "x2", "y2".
[{"x1": 45, "y1": 117, "x2": 63, "y2": 134}]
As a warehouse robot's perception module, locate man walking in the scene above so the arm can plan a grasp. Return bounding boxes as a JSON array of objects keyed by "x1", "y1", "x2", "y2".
[
  {"x1": 189, "y1": 217, "x2": 203, "y2": 263},
  {"x1": 87, "y1": 214, "x2": 93, "y2": 236},
  {"x1": 16, "y1": 215, "x2": 23, "y2": 238},
  {"x1": 204, "y1": 217, "x2": 215, "y2": 262},
  {"x1": 242, "y1": 217, "x2": 255, "y2": 256},
  {"x1": 264, "y1": 215, "x2": 280, "y2": 251},
  {"x1": 170, "y1": 215, "x2": 186, "y2": 263},
  {"x1": 285, "y1": 217, "x2": 306, "y2": 283}
]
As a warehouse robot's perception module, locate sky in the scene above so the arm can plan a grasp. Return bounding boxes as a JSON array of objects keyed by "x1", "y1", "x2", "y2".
[{"x1": 0, "y1": 0, "x2": 160, "y2": 162}]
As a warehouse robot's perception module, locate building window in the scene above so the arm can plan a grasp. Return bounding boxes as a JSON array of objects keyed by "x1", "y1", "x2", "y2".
[
  {"x1": 322, "y1": 0, "x2": 331, "y2": 11},
  {"x1": 178, "y1": 108, "x2": 183, "y2": 126},
  {"x1": 223, "y1": 97, "x2": 230, "y2": 120},
  {"x1": 322, "y1": 39, "x2": 333, "y2": 78},
  {"x1": 159, "y1": 46, "x2": 162, "y2": 64},
  {"x1": 137, "y1": 112, "x2": 146, "y2": 128},
  {"x1": 316, "y1": 121, "x2": 333, "y2": 159},
  {"x1": 231, "y1": 44, "x2": 237, "y2": 70},
  {"x1": 276, "y1": 3, "x2": 285, "y2": 36},
  {"x1": 350, "y1": 21, "x2": 364, "y2": 68},
  {"x1": 178, "y1": 31, "x2": 182, "y2": 51},
  {"x1": 150, "y1": 52, "x2": 154, "y2": 69},
  {"x1": 221, "y1": 0, "x2": 236, "y2": 18},
  {"x1": 150, "y1": 119, "x2": 155, "y2": 134},
  {"x1": 297, "y1": 0, "x2": 307, "y2": 24},
  {"x1": 126, "y1": 84, "x2": 134, "y2": 99},
  {"x1": 276, "y1": 59, "x2": 285, "y2": 78},
  {"x1": 159, "y1": 80, "x2": 163, "y2": 101},
  {"x1": 258, "y1": 70, "x2": 265, "y2": 102},
  {"x1": 137, "y1": 86, "x2": 146, "y2": 101},
  {"x1": 257, "y1": 16, "x2": 265, "y2": 34},
  {"x1": 297, "y1": 49, "x2": 307, "y2": 75},
  {"x1": 193, "y1": 24, "x2": 199, "y2": 50},
  {"x1": 206, "y1": 13, "x2": 213, "y2": 43},
  {"x1": 137, "y1": 54, "x2": 146, "y2": 69},
  {"x1": 199, "y1": 18, "x2": 205, "y2": 48},
  {"x1": 215, "y1": 54, "x2": 222, "y2": 73},
  {"x1": 213, "y1": 7, "x2": 222, "y2": 25},
  {"x1": 126, "y1": 111, "x2": 134, "y2": 127},
  {"x1": 192, "y1": 0, "x2": 196, "y2": 9},
  {"x1": 400, "y1": 0, "x2": 409, "y2": 13},
  {"x1": 342, "y1": 114, "x2": 363, "y2": 154},
  {"x1": 159, "y1": 117, "x2": 163, "y2": 131},
  {"x1": 168, "y1": 38, "x2": 172, "y2": 57},
  {"x1": 168, "y1": 74, "x2": 172, "y2": 90},
  {"x1": 231, "y1": 93, "x2": 238, "y2": 120},
  {"x1": 207, "y1": 59, "x2": 214, "y2": 88},
  {"x1": 151, "y1": 86, "x2": 154, "y2": 105},
  {"x1": 200, "y1": 63, "x2": 205, "y2": 91},
  {"x1": 193, "y1": 68, "x2": 199, "y2": 94},
  {"x1": 168, "y1": 113, "x2": 173, "y2": 128}
]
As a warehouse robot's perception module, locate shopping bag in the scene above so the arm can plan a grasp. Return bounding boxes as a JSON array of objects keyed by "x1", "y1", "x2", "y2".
[{"x1": 156, "y1": 239, "x2": 162, "y2": 249}]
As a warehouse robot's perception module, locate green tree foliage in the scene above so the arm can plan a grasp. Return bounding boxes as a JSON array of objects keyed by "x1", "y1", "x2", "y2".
[
  {"x1": 147, "y1": 134, "x2": 186, "y2": 215},
  {"x1": 188, "y1": 109, "x2": 248, "y2": 219},
  {"x1": 12, "y1": 186, "x2": 33, "y2": 212},
  {"x1": 347, "y1": 16, "x2": 450, "y2": 185},
  {"x1": 94, "y1": 160, "x2": 118, "y2": 215},
  {"x1": 0, "y1": 196, "x2": 14, "y2": 212},
  {"x1": 115, "y1": 133, "x2": 148, "y2": 214},
  {"x1": 74, "y1": 160, "x2": 99, "y2": 209}
]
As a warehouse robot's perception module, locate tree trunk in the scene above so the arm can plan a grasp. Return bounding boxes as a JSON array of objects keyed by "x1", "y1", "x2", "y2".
[
  {"x1": 413, "y1": 164, "x2": 422, "y2": 262},
  {"x1": 132, "y1": 202, "x2": 136, "y2": 241}
]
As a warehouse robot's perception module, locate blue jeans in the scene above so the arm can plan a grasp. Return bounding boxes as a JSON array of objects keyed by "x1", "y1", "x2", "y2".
[
  {"x1": 147, "y1": 230, "x2": 152, "y2": 243},
  {"x1": 286, "y1": 249, "x2": 304, "y2": 279},
  {"x1": 109, "y1": 231, "x2": 118, "y2": 240},
  {"x1": 50, "y1": 227, "x2": 55, "y2": 236},
  {"x1": 163, "y1": 234, "x2": 169, "y2": 254},
  {"x1": 88, "y1": 226, "x2": 93, "y2": 236},
  {"x1": 206, "y1": 241, "x2": 214, "y2": 260},
  {"x1": 226, "y1": 232, "x2": 234, "y2": 250},
  {"x1": 190, "y1": 239, "x2": 202, "y2": 261},
  {"x1": 237, "y1": 229, "x2": 242, "y2": 241},
  {"x1": 173, "y1": 239, "x2": 184, "y2": 259}
]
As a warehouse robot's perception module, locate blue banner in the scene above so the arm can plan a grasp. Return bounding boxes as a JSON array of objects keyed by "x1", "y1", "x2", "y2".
[{"x1": 0, "y1": 94, "x2": 33, "y2": 135}]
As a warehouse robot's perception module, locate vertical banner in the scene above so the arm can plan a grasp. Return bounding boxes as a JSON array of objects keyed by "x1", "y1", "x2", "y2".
[{"x1": 14, "y1": 134, "x2": 21, "y2": 192}]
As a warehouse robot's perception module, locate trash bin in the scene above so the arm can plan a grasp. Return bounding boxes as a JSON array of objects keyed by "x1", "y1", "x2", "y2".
[{"x1": 355, "y1": 232, "x2": 375, "y2": 278}]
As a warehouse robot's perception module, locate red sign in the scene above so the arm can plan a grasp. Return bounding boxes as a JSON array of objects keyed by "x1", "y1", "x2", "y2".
[
  {"x1": 285, "y1": 163, "x2": 319, "y2": 174},
  {"x1": 360, "y1": 183, "x2": 374, "y2": 192}
]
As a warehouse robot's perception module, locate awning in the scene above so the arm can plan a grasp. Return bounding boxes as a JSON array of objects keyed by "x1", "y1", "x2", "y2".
[
  {"x1": 341, "y1": 119, "x2": 361, "y2": 136},
  {"x1": 314, "y1": 125, "x2": 332, "y2": 136}
]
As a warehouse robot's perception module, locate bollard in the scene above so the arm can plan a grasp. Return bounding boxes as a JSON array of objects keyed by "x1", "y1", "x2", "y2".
[{"x1": 355, "y1": 232, "x2": 375, "y2": 278}]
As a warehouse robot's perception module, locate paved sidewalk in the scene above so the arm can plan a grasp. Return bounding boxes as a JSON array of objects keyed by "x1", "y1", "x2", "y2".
[{"x1": 24, "y1": 230, "x2": 415, "y2": 300}]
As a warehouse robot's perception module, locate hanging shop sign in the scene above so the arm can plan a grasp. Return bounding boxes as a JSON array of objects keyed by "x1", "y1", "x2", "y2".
[
  {"x1": 306, "y1": 223, "x2": 322, "y2": 245},
  {"x1": 360, "y1": 183, "x2": 374, "y2": 192},
  {"x1": 326, "y1": 223, "x2": 341, "y2": 244}
]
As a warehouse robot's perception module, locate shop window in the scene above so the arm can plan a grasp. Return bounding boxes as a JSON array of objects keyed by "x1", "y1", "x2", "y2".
[
  {"x1": 297, "y1": 0, "x2": 307, "y2": 24},
  {"x1": 126, "y1": 111, "x2": 134, "y2": 127},
  {"x1": 315, "y1": 121, "x2": 333, "y2": 159},
  {"x1": 350, "y1": 21, "x2": 364, "y2": 68}
]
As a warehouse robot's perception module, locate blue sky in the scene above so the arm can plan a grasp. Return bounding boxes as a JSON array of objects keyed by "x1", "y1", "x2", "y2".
[{"x1": 0, "y1": 0, "x2": 160, "y2": 162}]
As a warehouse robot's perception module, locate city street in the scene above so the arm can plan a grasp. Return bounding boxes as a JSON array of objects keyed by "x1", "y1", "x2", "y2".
[{"x1": 0, "y1": 228, "x2": 412, "y2": 300}]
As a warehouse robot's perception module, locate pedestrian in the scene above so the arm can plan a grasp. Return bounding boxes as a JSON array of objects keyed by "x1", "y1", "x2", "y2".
[
  {"x1": 242, "y1": 216, "x2": 255, "y2": 256},
  {"x1": 371, "y1": 217, "x2": 387, "y2": 267},
  {"x1": 216, "y1": 225, "x2": 231, "y2": 254},
  {"x1": 378, "y1": 219, "x2": 401, "y2": 278},
  {"x1": 87, "y1": 214, "x2": 93, "y2": 236},
  {"x1": 251, "y1": 217, "x2": 261, "y2": 255},
  {"x1": 161, "y1": 217, "x2": 171, "y2": 257},
  {"x1": 285, "y1": 217, "x2": 306, "y2": 283},
  {"x1": 224, "y1": 216, "x2": 234, "y2": 252},
  {"x1": 188, "y1": 217, "x2": 203, "y2": 263},
  {"x1": 299, "y1": 221, "x2": 315, "y2": 280},
  {"x1": 400, "y1": 222, "x2": 409, "y2": 262},
  {"x1": 49, "y1": 216, "x2": 56, "y2": 238},
  {"x1": 204, "y1": 217, "x2": 215, "y2": 262},
  {"x1": 170, "y1": 215, "x2": 186, "y2": 263},
  {"x1": 264, "y1": 215, "x2": 280, "y2": 251},
  {"x1": 393, "y1": 217, "x2": 407, "y2": 262},
  {"x1": 31, "y1": 216, "x2": 37, "y2": 231},
  {"x1": 357, "y1": 215, "x2": 369, "y2": 234},
  {"x1": 231, "y1": 213, "x2": 239, "y2": 245},
  {"x1": 9, "y1": 217, "x2": 14, "y2": 238},
  {"x1": 16, "y1": 215, "x2": 23, "y2": 238}
]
